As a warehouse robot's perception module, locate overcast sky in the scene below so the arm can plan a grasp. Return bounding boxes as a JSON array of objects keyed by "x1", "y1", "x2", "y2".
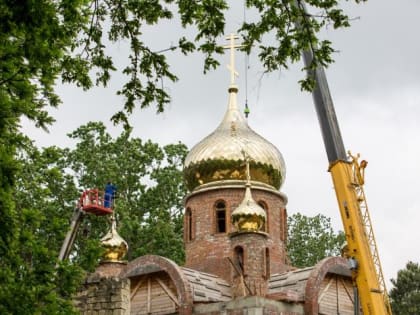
[{"x1": 22, "y1": 0, "x2": 420, "y2": 288}]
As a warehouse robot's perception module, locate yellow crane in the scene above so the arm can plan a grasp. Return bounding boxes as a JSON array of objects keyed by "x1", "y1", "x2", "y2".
[
  {"x1": 301, "y1": 32, "x2": 393, "y2": 315},
  {"x1": 295, "y1": 2, "x2": 392, "y2": 314}
]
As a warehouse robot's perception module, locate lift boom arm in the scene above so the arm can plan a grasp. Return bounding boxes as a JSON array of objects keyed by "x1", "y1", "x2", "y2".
[
  {"x1": 296, "y1": 3, "x2": 392, "y2": 314},
  {"x1": 58, "y1": 208, "x2": 84, "y2": 261}
]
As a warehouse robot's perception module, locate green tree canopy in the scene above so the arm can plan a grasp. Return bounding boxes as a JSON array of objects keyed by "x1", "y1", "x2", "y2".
[
  {"x1": 0, "y1": 141, "x2": 82, "y2": 314},
  {"x1": 389, "y1": 261, "x2": 420, "y2": 315},
  {"x1": 65, "y1": 122, "x2": 187, "y2": 265},
  {"x1": 0, "y1": 0, "x2": 366, "y2": 258},
  {"x1": 0, "y1": 122, "x2": 187, "y2": 314},
  {"x1": 1, "y1": 1, "x2": 367, "y2": 313},
  {"x1": 1, "y1": 0, "x2": 366, "y2": 129},
  {"x1": 287, "y1": 212, "x2": 345, "y2": 268}
]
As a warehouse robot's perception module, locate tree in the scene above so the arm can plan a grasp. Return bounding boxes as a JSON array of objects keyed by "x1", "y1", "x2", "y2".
[
  {"x1": 0, "y1": 123, "x2": 187, "y2": 314},
  {"x1": 66, "y1": 122, "x2": 187, "y2": 265},
  {"x1": 287, "y1": 212, "x2": 345, "y2": 268},
  {"x1": 0, "y1": 0, "x2": 366, "y2": 239},
  {"x1": 1, "y1": 140, "x2": 84, "y2": 314},
  {"x1": 1, "y1": 1, "x2": 366, "y2": 312},
  {"x1": 1, "y1": 0, "x2": 365, "y2": 128},
  {"x1": 389, "y1": 261, "x2": 420, "y2": 315}
]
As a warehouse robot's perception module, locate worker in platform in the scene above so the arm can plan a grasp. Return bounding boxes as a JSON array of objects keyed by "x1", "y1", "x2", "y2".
[{"x1": 104, "y1": 181, "x2": 117, "y2": 208}]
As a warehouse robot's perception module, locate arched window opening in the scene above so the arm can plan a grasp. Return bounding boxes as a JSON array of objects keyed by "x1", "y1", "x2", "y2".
[
  {"x1": 234, "y1": 246, "x2": 245, "y2": 274},
  {"x1": 186, "y1": 208, "x2": 193, "y2": 241},
  {"x1": 265, "y1": 248, "x2": 270, "y2": 278},
  {"x1": 258, "y1": 201, "x2": 268, "y2": 232},
  {"x1": 215, "y1": 201, "x2": 226, "y2": 233}
]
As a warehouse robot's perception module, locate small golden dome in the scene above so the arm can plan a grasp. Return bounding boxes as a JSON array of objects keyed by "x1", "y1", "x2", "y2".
[
  {"x1": 232, "y1": 183, "x2": 266, "y2": 232},
  {"x1": 184, "y1": 86, "x2": 285, "y2": 191},
  {"x1": 100, "y1": 218, "x2": 128, "y2": 262}
]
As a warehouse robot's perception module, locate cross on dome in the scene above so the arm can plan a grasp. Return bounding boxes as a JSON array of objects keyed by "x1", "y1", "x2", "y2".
[{"x1": 223, "y1": 33, "x2": 243, "y2": 86}]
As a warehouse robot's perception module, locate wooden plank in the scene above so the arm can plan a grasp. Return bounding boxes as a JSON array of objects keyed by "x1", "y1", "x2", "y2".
[
  {"x1": 318, "y1": 276, "x2": 355, "y2": 315},
  {"x1": 340, "y1": 277, "x2": 354, "y2": 303},
  {"x1": 318, "y1": 276, "x2": 334, "y2": 303},
  {"x1": 147, "y1": 277, "x2": 151, "y2": 313},
  {"x1": 156, "y1": 277, "x2": 180, "y2": 306},
  {"x1": 130, "y1": 273, "x2": 177, "y2": 315},
  {"x1": 131, "y1": 276, "x2": 146, "y2": 300}
]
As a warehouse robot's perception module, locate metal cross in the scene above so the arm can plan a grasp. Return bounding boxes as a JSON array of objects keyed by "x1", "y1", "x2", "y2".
[{"x1": 223, "y1": 33, "x2": 243, "y2": 85}]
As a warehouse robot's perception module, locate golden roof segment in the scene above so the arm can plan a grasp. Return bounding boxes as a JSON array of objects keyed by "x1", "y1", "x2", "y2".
[
  {"x1": 184, "y1": 85, "x2": 286, "y2": 190},
  {"x1": 231, "y1": 184, "x2": 266, "y2": 232},
  {"x1": 100, "y1": 217, "x2": 128, "y2": 262},
  {"x1": 231, "y1": 160, "x2": 266, "y2": 232},
  {"x1": 183, "y1": 33, "x2": 285, "y2": 191}
]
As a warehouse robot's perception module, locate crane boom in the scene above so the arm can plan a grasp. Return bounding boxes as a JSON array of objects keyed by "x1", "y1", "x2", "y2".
[
  {"x1": 58, "y1": 207, "x2": 84, "y2": 261},
  {"x1": 295, "y1": 2, "x2": 392, "y2": 314}
]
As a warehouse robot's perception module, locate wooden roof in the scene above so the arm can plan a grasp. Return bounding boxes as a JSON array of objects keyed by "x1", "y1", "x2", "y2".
[
  {"x1": 182, "y1": 267, "x2": 232, "y2": 302},
  {"x1": 268, "y1": 259, "x2": 352, "y2": 304},
  {"x1": 268, "y1": 267, "x2": 314, "y2": 301}
]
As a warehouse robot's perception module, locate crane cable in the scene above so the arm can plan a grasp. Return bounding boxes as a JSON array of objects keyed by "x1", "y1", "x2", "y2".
[{"x1": 243, "y1": 0, "x2": 250, "y2": 119}]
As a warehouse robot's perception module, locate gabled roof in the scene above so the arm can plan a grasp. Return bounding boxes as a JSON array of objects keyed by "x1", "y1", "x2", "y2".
[
  {"x1": 121, "y1": 255, "x2": 232, "y2": 308},
  {"x1": 267, "y1": 257, "x2": 352, "y2": 309}
]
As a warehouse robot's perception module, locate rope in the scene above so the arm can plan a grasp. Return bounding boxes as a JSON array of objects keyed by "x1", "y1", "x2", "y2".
[{"x1": 243, "y1": 0, "x2": 250, "y2": 118}]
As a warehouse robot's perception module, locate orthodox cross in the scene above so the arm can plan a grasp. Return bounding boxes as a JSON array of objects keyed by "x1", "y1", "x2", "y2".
[{"x1": 223, "y1": 33, "x2": 243, "y2": 85}]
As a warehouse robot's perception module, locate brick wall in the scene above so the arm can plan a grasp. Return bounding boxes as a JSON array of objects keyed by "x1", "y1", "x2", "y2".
[
  {"x1": 75, "y1": 276, "x2": 130, "y2": 315},
  {"x1": 184, "y1": 186, "x2": 290, "y2": 282},
  {"x1": 193, "y1": 296, "x2": 304, "y2": 314},
  {"x1": 230, "y1": 232, "x2": 269, "y2": 297},
  {"x1": 201, "y1": 311, "x2": 301, "y2": 315}
]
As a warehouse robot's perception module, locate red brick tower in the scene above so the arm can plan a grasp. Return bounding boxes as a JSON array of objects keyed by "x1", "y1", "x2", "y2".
[
  {"x1": 182, "y1": 34, "x2": 290, "y2": 294},
  {"x1": 228, "y1": 160, "x2": 271, "y2": 297},
  {"x1": 183, "y1": 183, "x2": 289, "y2": 283}
]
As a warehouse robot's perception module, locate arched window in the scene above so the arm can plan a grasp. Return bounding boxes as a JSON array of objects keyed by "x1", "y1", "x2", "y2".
[
  {"x1": 215, "y1": 201, "x2": 226, "y2": 233},
  {"x1": 234, "y1": 246, "x2": 245, "y2": 274},
  {"x1": 185, "y1": 208, "x2": 193, "y2": 241},
  {"x1": 258, "y1": 200, "x2": 268, "y2": 232}
]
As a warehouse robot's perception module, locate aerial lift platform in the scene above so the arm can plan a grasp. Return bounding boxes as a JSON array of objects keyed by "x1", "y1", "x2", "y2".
[{"x1": 58, "y1": 189, "x2": 114, "y2": 261}]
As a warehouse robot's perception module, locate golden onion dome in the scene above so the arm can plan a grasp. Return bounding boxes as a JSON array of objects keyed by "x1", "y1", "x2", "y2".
[
  {"x1": 100, "y1": 218, "x2": 128, "y2": 262},
  {"x1": 232, "y1": 182, "x2": 266, "y2": 232},
  {"x1": 184, "y1": 85, "x2": 286, "y2": 191}
]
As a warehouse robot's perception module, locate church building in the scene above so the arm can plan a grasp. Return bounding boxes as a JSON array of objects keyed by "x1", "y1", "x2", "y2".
[{"x1": 75, "y1": 35, "x2": 358, "y2": 315}]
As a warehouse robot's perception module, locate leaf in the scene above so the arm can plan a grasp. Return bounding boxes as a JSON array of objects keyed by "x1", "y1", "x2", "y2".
[{"x1": 287, "y1": 212, "x2": 345, "y2": 267}]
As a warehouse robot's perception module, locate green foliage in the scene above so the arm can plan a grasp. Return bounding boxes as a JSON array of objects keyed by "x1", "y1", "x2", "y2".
[
  {"x1": 0, "y1": 123, "x2": 187, "y2": 314},
  {"x1": 287, "y1": 212, "x2": 345, "y2": 267},
  {"x1": 66, "y1": 122, "x2": 188, "y2": 265},
  {"x1": 241, "y1": 0, "x2": 366, "y2": 91},
  {"x1": 0, "y1": 1, "x2": 366, "y2": 313},
  {"x1": 390, "y1": 261, "x2": 420, "y2": 315},
  {"x1": 0, "y1": 140, "x2": 83, "y2": 315},
  {"x1": 1, "y1": 1, "x2": 366, "y2": 131}
]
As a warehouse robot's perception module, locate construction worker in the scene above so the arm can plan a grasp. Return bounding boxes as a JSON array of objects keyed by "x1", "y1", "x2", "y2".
[{"x1": 104, "y1": 182, "x2": 117, "y2": 208}]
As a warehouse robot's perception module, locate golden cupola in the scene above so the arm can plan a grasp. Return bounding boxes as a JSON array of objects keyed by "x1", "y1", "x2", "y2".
[
  {"x1": 100, "y1": 216, "x2": 128, "y2": 262},
  {"x1": 231, "y1": 160, "x2": 266, "y2": 232},
  {"x1": 184, "y1": 78, "x2": 285, "y2": 192}
]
